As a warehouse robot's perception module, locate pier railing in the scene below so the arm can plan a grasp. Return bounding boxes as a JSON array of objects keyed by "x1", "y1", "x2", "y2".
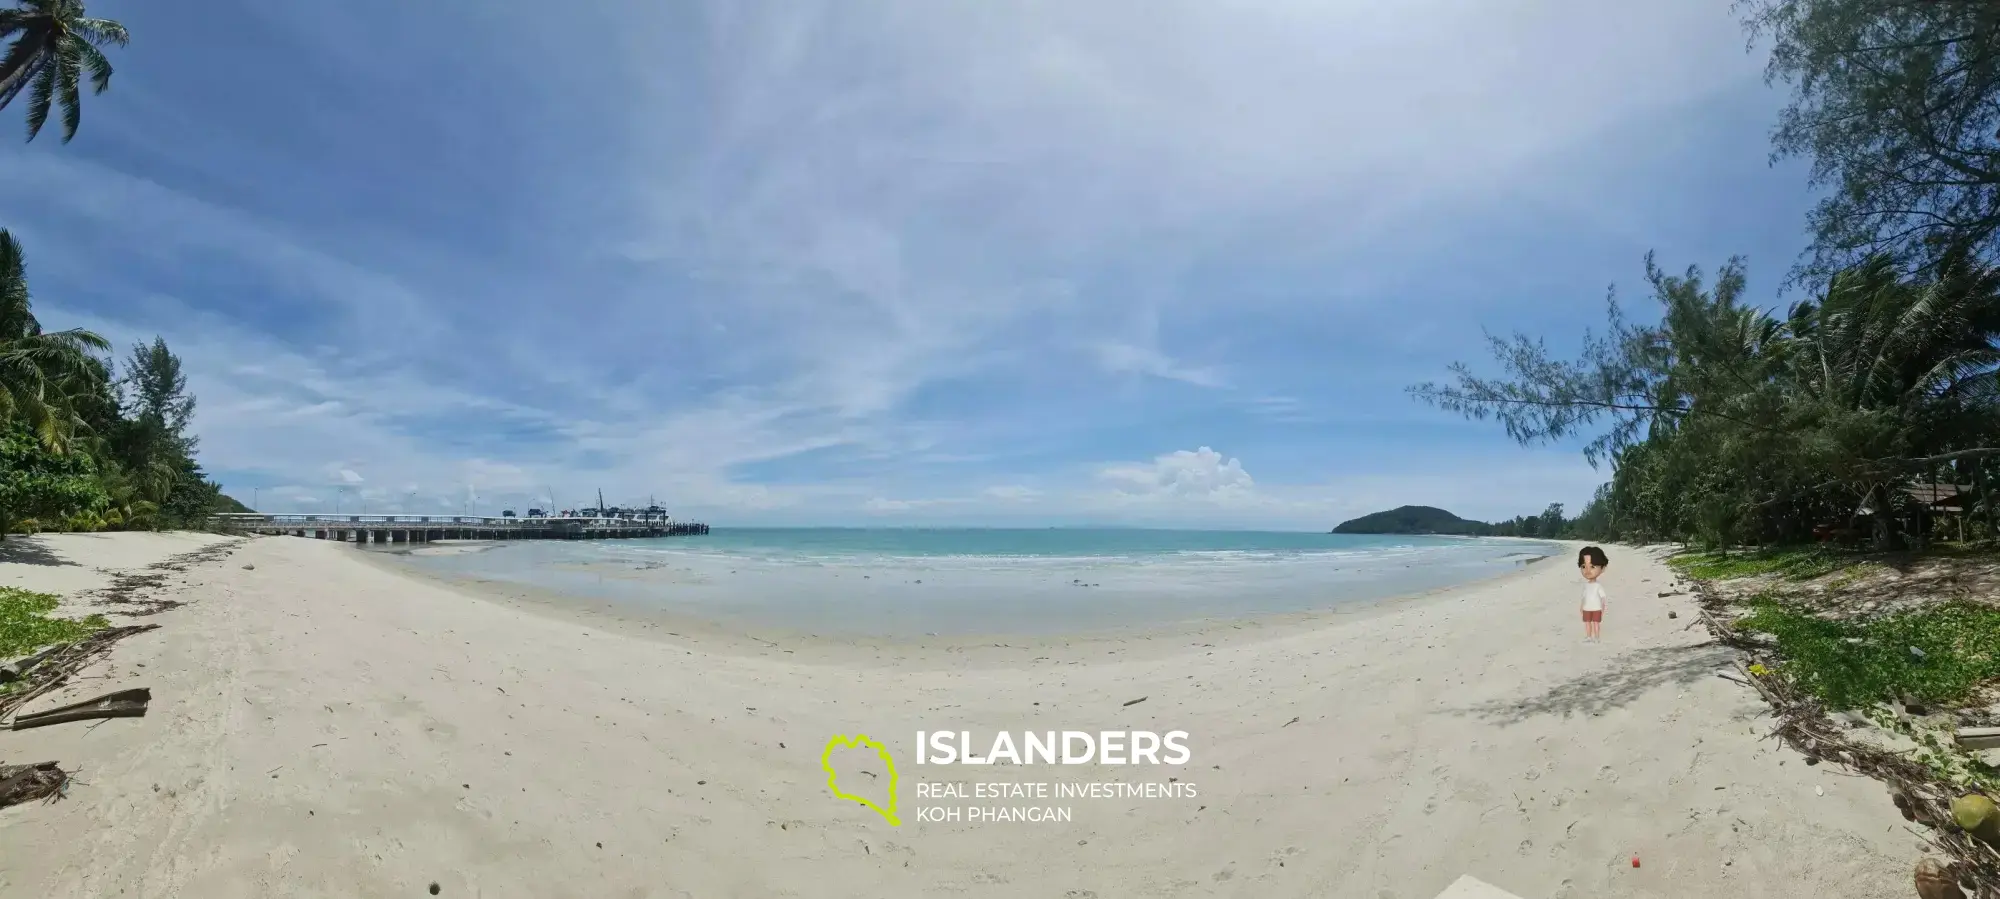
[
  {"x1": 212, "y1": 513, "x2": 679, "y2": 528},
  {"x1": 208, "y1": 512, "x2": 710, "y2": 543}
]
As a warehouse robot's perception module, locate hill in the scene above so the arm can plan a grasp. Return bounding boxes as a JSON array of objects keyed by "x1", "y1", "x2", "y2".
[
  {"x1": 1331, "y1": 505, "x2": 1489, "y2": 536},
  {"x1": 215, "y1": 493, "x2": 255, "y2": 514}
]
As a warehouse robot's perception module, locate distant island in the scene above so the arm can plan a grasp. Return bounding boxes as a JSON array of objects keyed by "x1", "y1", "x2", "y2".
[{"x1": 1331, "y1": 505, "x2": 1493, "y2": 536}]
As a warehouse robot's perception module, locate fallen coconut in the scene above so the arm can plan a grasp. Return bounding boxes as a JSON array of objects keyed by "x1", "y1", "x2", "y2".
[
  {"x1": 1915, "y1": 857, "x2": 1964, "y2": 899},
  {"x1": 1950, "y1": 793, "x2": 1998, "y2": 844}
]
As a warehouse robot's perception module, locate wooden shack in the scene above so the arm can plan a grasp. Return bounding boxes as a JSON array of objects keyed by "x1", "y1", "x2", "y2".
[
  {"x1": 1845, "y1": 481, "x2": 1976, "y2": 547},
  {"x1": 1899, "y1": 482, "x2": 1973, "y2": 544}
]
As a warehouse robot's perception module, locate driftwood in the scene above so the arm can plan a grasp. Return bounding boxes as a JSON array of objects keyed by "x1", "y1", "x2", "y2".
[
  {"x1": 11, "y1": 687, "x2": 151, "y2": 731},
  {"x1": 1960, "y1": 728, "x2": 2000, "y2": 752},
  {"x1": 0, "y1": 624, "x2": 158, "y2": 722},
  {"x1": 1693, "y1": 582, "x2": 2000, "y2": 897},
  {"x1": 0, "y1": 644, "x2": 62, "y2": 683},
  {"x1": 0, "y1": 761, "x2": 70, "y2": 808}
]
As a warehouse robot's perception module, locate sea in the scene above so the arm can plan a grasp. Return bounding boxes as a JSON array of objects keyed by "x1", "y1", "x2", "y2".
[{"x1": 389, "y1": 528, "x2": 1560, "y2": 638}]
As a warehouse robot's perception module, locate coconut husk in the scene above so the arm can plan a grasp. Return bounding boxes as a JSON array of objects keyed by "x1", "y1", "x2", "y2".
[
  {"x1": 0, "y1": 761, "x2": 70, "y2": 808},
  {"x1": 1921, "y1": 857, "x2": 1969, "y2": 899}
]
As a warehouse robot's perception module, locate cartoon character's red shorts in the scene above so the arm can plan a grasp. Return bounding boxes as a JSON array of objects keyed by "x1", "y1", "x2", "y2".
[{"x1": 1582, "y1": 609, "x2": 1603, "y2": 623}]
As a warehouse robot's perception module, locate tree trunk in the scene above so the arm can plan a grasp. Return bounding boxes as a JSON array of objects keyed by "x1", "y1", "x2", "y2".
[
  {"x1": 1981, "y1": 458, "x2": 1999, "y2": 539},
  {"x1": 1867, "y1": 484, "x2": 1900, "y2": 551}
]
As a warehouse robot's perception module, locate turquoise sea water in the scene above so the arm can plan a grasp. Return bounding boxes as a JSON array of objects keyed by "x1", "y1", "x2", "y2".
[{"x1": 394, "y1": 528, "x2": 1561, "y2": 637}]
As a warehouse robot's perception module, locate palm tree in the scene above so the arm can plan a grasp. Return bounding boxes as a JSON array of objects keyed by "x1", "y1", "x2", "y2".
[
  {"x1": 1780, "y1": 250, "x2": 2000, "y2": 546},
  {"x1": 0, "y1": 229, "x2": 108, "y2": 451},
  {"x1": 0, "y1": 0, "x2": 127, "y2": 143},
  {"x1": 95, "y1": 460, "x2": 156, "y2": 530}
]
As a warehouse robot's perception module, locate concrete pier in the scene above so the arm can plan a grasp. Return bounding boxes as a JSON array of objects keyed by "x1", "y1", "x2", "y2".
[{"x1": 210, "y1": 513, "x2": 710, "y2": 543}]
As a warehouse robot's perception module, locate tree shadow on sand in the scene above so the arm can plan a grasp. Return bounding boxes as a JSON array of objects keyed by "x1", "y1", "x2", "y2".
[
  {"x1": 1455, "y1": 642, "x2": 1737, "y2": 725},
  {"x1": 0, "y1": 537, "x2": 73, "y2": 568}
]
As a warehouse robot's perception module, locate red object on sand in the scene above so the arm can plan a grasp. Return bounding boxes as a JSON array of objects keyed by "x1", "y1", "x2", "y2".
[{"x1": 1631, "y1": 856, "x2": 1641, "y2": 868}]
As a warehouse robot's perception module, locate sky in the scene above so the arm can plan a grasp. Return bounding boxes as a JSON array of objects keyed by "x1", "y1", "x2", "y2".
[{"x1": 0, "y1": 0, "x2": 1818, "y2": 529}]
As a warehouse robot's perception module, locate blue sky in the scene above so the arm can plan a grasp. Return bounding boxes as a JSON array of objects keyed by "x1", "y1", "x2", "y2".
[{"x1": 0, "y1": 0, "x2": 1814, "y2": 528}]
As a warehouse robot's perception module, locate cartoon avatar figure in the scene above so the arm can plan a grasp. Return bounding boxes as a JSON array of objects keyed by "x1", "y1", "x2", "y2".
[{"x1": 1578, "y1": 545, "x2": 1608, "y2": 642}]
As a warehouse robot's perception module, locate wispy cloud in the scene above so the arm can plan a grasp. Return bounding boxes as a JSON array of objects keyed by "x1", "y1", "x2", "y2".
[
  {"x1": 0, "y1": 0, "x2": 1792, "y2": 525},
  {"x1": 1090, "y1": 340, "x2": 1225, "y2": 387},
  {"x1": 1244, "y1": 396, "x2": 1315, "y2": 425}
]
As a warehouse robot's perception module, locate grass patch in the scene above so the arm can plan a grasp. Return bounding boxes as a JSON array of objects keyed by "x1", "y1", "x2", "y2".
[
  {"x1": 0, "y1": 586, "x2": 106, "y2": 659},
  {"x1": 1669, "y1": 546, "x2": 1848, "y2": 581},
  {"x1": 1737, "y1": 597, "x2": 2000, "y2": 710},
  {"x1": 1821, "y1": 562, "x2": 1887, "y2": 590}
]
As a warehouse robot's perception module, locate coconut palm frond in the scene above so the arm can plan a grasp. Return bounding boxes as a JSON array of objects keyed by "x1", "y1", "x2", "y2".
[{"x1": 0, "y1": 0, "x2": 126, "y2": 142}]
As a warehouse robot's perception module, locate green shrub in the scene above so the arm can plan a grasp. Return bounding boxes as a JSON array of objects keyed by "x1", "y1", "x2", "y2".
[
  {"x1": 1669, "y1": 546, "x2": 1846, "y2": 581},
  {"x1": 1738, "y1": 598, "x2": 2000, "y2": 709},
  {"x1": 0, "y1": 587, "x2": 107, "y2": 658}
]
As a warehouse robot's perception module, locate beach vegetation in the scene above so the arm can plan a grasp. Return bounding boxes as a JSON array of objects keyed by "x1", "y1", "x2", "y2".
[
  {"x1": 0, "y1": 0, "x2": 129, "y2": 143},
  {"x1": 0, "y1": 423, "x2": 105, "y2": 535},
  {"x1": 1737, "y1": 597, "x2": 2000, "y2": 710},
  {"x1": 0, "y1": 229, "x2": 222, "y2": 537},
  {"x1": 0, "y1": 585, "x2": 103, "y2": 659},
  {"x1": 1413, "y1": 246, "x2": 2000, "y2": 553},
  {"x1": 0, "y1": 229, "x2": 109, "y2": 452},
  {"x1": 1667, "y1": 546, "x2": 1847, "y2": 581},
  {"x1": 1864, "y1": 705, "x2": 2000, "y2": 794}
]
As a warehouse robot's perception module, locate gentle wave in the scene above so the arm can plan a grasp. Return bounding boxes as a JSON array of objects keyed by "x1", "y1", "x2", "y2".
[{"x1": 394, "y1": 529, "x2": 1564, "y2": 636}]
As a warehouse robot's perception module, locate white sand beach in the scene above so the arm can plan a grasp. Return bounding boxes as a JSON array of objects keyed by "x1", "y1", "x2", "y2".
[{"x1": 0, "y1": 533, "x2": 1921, "y2": 898}]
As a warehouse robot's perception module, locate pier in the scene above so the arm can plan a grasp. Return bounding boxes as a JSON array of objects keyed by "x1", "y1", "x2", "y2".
[{"x1": 210, "y1": 513, "x2": 710, "y2": 544}]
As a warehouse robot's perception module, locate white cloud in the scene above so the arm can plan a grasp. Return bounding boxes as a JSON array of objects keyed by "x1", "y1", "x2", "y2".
[
  {"x1": 337, "y1": 469, "x2": 365, "y2": 485},
  {"x1": 1098, "y1": 447, "x2": 1255, "y2": 498}
]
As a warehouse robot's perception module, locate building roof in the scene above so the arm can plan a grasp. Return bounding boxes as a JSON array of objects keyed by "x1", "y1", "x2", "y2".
[
  {"x1": 1902, "y1": 483, "x2": 1972, "y2": 506},
  {"x1": 1856, "y1": 482, "x2": 1975, "y2": 516},
  {"x1": 1880, "y1": 483, "x2": 1973, "y2": 513}
]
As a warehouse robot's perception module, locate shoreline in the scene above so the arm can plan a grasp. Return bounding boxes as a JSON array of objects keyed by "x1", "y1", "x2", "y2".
[
  {"x1": 351, "y1": 538, "x2": 1569, "y2": 664},
  {"x1": 0, "y1": 531, "x2": 1917, "y2": 897}
]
